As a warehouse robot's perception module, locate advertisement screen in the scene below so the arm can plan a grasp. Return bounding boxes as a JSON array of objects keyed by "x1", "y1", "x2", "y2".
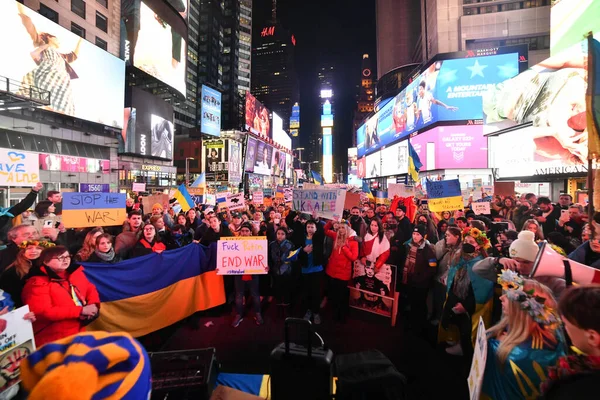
[
  {"x1": 244, "y1": 136, "x2": 258, "y2": 173},
  {"x1": 409, "y1": 125, "x2": 488, "y2": 170},
  {"x1": 228, "y1": 140, "x2": 242, "y2": 184},
  {"x1": 380, "y1": 141, "x2": 408, "y2": 177},
  {"x1": 285, "y1": 153, "x2": 293, "y2": 179},
  {"x1": 0, "y1": 2, "x2": 125, "y2": 128},
  {"x1": 245, "y1": 91, "x2": 271, "y2": 138},
  {"x1": 347, "y1": 148, "x2": 362, "y2": 185},
  {"x1": 272, "y1": 113, "x2": 292, "y2": 149},
  {"x1": 271, "y1": 148, "x2": 286, "y2": 178},
  {"x1": 357, "y1": 157, "x2": 366, "y2": 179},
  {"x1": 551, "y1": 0, "x2": 600, "y2": 56},
  {"x1": 39, "y1": 154, "x2": 110, "y2": 173},
  {"x1": 166, "y1": 0, "x2": 189, "y2": 23},
  {"x1": 357, "y1": 51, "x2": 519, "y2": 158},
  {"x1": 150, "y1": 114, "x2": 174, "y2": 159},
  {"x1": 290, "y1": 102, "x2": 300, "y2": 137},
  {"x1": 123, "y1": 0, "x2": 187, "y2": 97},
  {"x1": 200, "y1": 85, "x2": 221, "y2": 136},
  {"x1": 204, "y1": 139, "x2": 227, "y2": 178},
  {"x1": 253, "y1": 140, "x2": 273, "y2": 176},
  {"x1": 365, "y1": 152, "x2": 381, "y2": 179}
]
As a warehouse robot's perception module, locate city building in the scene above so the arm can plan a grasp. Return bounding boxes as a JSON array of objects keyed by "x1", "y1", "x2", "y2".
[
  {"x1": 250, "y1": 2, "x2": 298, "y2": 133},
  {"x1": 352, "y1": 54, "x2": 375, "y2": 146},
  {"x1": 314, "y1": 63, "x2": 335, "y2": 183}
]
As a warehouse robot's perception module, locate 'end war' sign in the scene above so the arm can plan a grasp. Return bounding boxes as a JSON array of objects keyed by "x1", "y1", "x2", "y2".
[
  {"x1": 62, "y1": 192, "x2": 126, "y2": 228},
  {"x1": 216, "y1": 236, "x2": 268, "y2": 275},
  {"x1": 292, "y1": 188, "x2": 346, "y2": 221}
]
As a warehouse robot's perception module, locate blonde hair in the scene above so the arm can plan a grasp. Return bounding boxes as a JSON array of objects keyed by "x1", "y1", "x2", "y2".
[
  {"x1": 7, "y1": 248, "x2": 38, "y2": 278},
  {"x1": 487, "y1": 279, "x2": 558, "y2": 366},
  {"x1": 334, "y1": 224, "x2": 351, "y2": 250},
  {"x1": 522, "y1": 219, "x2": 545, "y2": 240},
  {"x1": 76, "y1": 228, "x2": 104, "y2": 261}
]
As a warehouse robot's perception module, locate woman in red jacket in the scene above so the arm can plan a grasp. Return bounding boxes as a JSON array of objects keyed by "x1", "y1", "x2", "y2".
[
  {"x1": 360, "y1": 219, "x2": 390, "y2": 272},
  {"x1": 22, "y1": 246, "x2": 100, "y2": 346},
  {"x1": 325, "y1": 221, "x2": 358, "y2": 322}
]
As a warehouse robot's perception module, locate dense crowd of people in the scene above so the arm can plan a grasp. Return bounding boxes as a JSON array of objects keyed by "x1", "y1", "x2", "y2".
[{"x1": 1, "y1": 184, "x2": 600, "y2": 398}]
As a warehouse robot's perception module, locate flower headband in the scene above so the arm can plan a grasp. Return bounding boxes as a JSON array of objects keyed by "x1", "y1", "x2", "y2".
[
  {"x1": 19, "y1": 240, "x2": 55, "y2": 249},
  {"x1": 461, "y1": 227, "x2": 491, "y2": 250},
  {"x1": 497, "y1": 269, "x2": 559, "y2": 328}
]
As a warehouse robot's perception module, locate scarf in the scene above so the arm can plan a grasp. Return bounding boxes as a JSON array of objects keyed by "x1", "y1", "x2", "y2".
[
  {"x1": 403, "y1": 241, "x2": 420, "y2": 284},
  {"x1": 541, "y1": 355, "x2": 600, "y2": 393},
  {"x1": 94, "y1": 247, "x2": 115, "y2": 262},
  {"x1": 451, "y1": 254, "x2": 478, "y2": 300},
  {"x1": 364, "y1": 233, "x2": 390, "y2": 263}
]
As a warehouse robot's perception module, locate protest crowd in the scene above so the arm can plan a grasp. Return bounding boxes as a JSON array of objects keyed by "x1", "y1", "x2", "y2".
[{"x1": 0, "y1": 180, "x2": 600, "y2": 400}]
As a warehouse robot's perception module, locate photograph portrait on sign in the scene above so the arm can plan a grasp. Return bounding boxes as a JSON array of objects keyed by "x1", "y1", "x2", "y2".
[{"x1": 349, "y1": 262, "x2": 397, "y2": 318}]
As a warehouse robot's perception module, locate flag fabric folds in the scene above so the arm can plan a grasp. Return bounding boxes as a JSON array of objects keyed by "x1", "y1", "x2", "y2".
[
  {"x1": 311, "y1": 170, "x2": 324, "y2": 185},
  {"x1": 82, "y1": 243, "x2": 225, "y2": 337},
  {"x1": 173, "y1": 183, "x2": 195, "y2": 212},
  {"x1": 588, "y1": 37, "x2": 600, "y2": 159},
  {"x1": 408, "y1": 141, "x2": 423, "y2": 182},
  {"x1": 191, "y1": 172, "x2": 206, "y2": 187}
]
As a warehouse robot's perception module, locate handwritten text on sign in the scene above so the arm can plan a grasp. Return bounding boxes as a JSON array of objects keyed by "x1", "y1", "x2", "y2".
[
  {"x1": 0, "y1": 149, "x2": 39, "y2": 187},
  {"x1": 473, "y1": 202, "x2": 491, "y2": 215},
  {"x1": 426, "y1": 179, "x2": 461, "y2": 199},
  {"x1": 62, "y1": 193, "x2": 126, "y2": 228},
  {"x1": 216, "y1": 236, "x2": 268, "y2": 275},
  {"x1": 292, "y1": 189, "x2": 346, "y2": 221},
  {"x1": 428, "y1": 196, "x2": 464, "y2": 212}
]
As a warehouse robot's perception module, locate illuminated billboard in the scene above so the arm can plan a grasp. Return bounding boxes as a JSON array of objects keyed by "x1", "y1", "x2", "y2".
[
  {"x1": 290, "y1": 103, "x2": 300, "y2": 128},
  {"x1": 244, "y1": 136, "x2": 258, "y2": 173},
  {"x1": 551, "y1": 0, "x2": 600, "y2": 56},
  {"x1": 253, "y1": 140, "x2": 273, "y2": 176},
  {"x1": 200, "y1": 85, "x2": 221, "y2": 137},
  {"x1": 365, "y1": 152, "x2": 381, "y2": 179},
  {"x1": 150, "y1": 114, "x2": 173, "y2": 159},
  {"x1": 347, "y1": 147, "x2": 362, "y2": 186},
  {"x1": 323, "y1": 133, "x2": 333, "y2": 183},
  {"x1": 123, "y1": 0, "x2": 187, "y2": 97},
  {"x1": 0, "y1": 2, "x2": 125, "y2": 128},
  {"x1": 380, "y1": 141, "x2": 408, "y2": 177},
  {"x1": 272, "y1": 113, "x2": 292, "y2": 150},
  {"x1": 245, "y1": 91, "x2": 271, "y2": 139},
  {"x1": 357, "y1": 51, "x2": 520, "y2": 158}
]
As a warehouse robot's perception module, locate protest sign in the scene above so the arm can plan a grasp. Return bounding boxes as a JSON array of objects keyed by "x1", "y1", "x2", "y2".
[
  {"x1": 349, "y1": 263, "x2": 397, "y2": 319},
  {"x1": 264, "y1": 197, "x2": 273, "y2": 207},
  {"x1": 494, "y1": 181, "x2": 515, "y2": 198},
  {"x1": 62, "y1": 193, "x2": 127, "y2": 228},
  {"x1": 132, "y1": 182, "x2": 146, "y2": 192},
  {"x1": 216, "y1": 236, "x2": 268, "y2": 275},
  {"x1": 468, "y1": 317, "x2": 487, "y2": 400},
  {"x1": 387, "y1": 184, "x2": 415, "y2": 199},
  {"x1": 426, "y1": 180, "x2": 463, "y2": 212},
  {"x1": 344, "y1": 192, "x2": 361, "y2": 209},
  {"x1": 462, "y1": 189, "x2": 471, "y2": 206},
  {"x1": 301, "y1": 183, "x2": 319, "y2": 190},
  {"x1": 473, "y1": 202, "x2": 491, "y2": 215},
  {"x1": 0, "y1": 149, "x2": 39, "y2": 187},
  {"x1": 205, "y1": 194, "x2": 216, "y2": 206},
  {"x1": 473, "y1": 178, "x2": 483, "y2": 190},
  {"x1": 0, "y1": 306, "x2": 35, "y2": 397},
  {"x1": 226, "y1": 193, "x2": 245, "y2": 211},
  {"x1": 472, "y1": 190, "x2": 483, "y2": 201},
  {"x1": 252, "y1": 191, "x2": 264, "y2": 205},
  {"x1": 284, "y1": 187, "x2": 293, "y2": 203},
  {"x1": 141, "y1": 194, "x2": 169, "y2": 213},
  {"x1": 292, "y1": 188, "x2": 346, "y2": 221},
  {"x1": 482, "y1": 186, "x2": 494, "y2": 197}
]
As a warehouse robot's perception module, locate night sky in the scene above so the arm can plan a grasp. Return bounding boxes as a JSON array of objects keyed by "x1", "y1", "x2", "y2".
[{"x1": 253, "y1": 0, "x2": 376, "y2": 178}]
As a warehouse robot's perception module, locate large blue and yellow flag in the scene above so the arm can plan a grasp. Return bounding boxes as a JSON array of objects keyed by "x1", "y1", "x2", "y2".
[
  {"x1": 408, "y1": 141, "x2": 423, "y2": 182},
  {"x1": 191, "y1": 172, "x2": 206, "y2": 187},
  {"x1": 311, "y1": 170, "x2": 324, "y2": 185},
  {"x1": 83, "y1": 244, "x2": 225, "y2": 337},
  {"x1": 173, "y1": 183, "x2": 195, "y2": 212},
  {"x1": 588, "y1": 37, "x2": 600, "y2": 159}
]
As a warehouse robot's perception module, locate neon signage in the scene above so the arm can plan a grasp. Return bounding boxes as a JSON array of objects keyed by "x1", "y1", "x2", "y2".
[{"x1": 261, "y1": 26, "x2": 275, "y2": 37}]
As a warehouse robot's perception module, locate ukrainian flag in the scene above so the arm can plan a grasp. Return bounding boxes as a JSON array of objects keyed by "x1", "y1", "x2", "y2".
[
  {"x1": 588, "y1": 37, "x2": 600, "y2": 159},
  {"x1": 191, "y1": 172, "x2": 206, "y2": 187},
  {"x1": 83, "y1": 244, "x2": 225, "y2": 337},
  {"x1": 408, "y1": 141, "x2": 423, "y2": 183},
  {"x1": 173, "y1": 183, "x2": 195, "y2": 212},
  {"x1": 311, "y1": 170, "x2": 324, "y2": 185}
]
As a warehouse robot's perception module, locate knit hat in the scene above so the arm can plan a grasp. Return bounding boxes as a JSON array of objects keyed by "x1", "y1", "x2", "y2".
[
  {"x1": 413, "y1": 224, "x2": 427, "y2": 238},
  {"x1": 238, "y1": 222, "x2": 254, "y2": 232},
  {"x1": 152, "y1": 203, "x2": 163, "y2": 211},
  {"x1": 509, "y1": 230, "x2": 539, "y2": 262},
  {"x1": 396, "y1": 205, "x2": 407, "y2": 213},
  {"x1": 20, "y1": 331, "x2": 152, "y2": 400}
]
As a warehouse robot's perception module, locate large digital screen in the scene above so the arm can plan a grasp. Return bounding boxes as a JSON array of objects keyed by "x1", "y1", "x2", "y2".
[
  {"x1": 285, "y1": 153, "x2": 293, "y2": 179},
  {"x1": 365, "y1": 152, "x2": 381, "y2": 179},
  {"x1": 271, "y1": 148, "x2": 286, "y2": 178},
  {"x1": 0, "y1": 2, "x2": 125, "y2": 128},
  {"x1": 200, "y1": 85, "x2": 221, "y2": 136},
  {"x1": 347, "y1": 147, "x2": 362, "y2": 186},
  {"x1": 272, "y1": 113, "x2": 292, "y2": 150},
  {"x1": 39, "y1": 154, "x2": 110, "y2": 174},
  {"x1": 290, "y1": 102, "x2": 300, "y2": 137},
  {"x1": 551, "y1": 0, "x2": 600, "y2": 56},
  {"x1": 228, "y1": 140, "x2": 242, "y2": 184},
  {"x1": 409, "y1": 125, "x2": 488, "y2": 170},
  {"x1": 123, "y1": 0, "x2": 187, "y2": 97},
  {"x1": 380, "y1": 141, "x2": 408, "y2": 177},
  {"x1": 150, "y1": 114, "x2": 173, "y2": 159},
  {"x1": 253, "y1": 140, "x2": 273, "y2": 176},
  {"x1": 245, "y1": 91, "x2": 271, "y2": 138},
  {"x1": 244, "y1": 136, "x2": 258, "y2": 173},
  {"x1": 357, "y1": 51, "x2": 519, "y2": 158},
  {"x1": 204, "y1": 139, "x2": 228, "y2": 181},
  {"x1": 166, "y1": 0, "x2": 189, "y2": 23}
]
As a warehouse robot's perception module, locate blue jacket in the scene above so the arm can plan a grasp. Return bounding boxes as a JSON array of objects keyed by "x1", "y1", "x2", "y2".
[
  {"x1": 269, "y1": 239, "x2": 294, "y2": 276},
  {"x1": 568, "y1": 241, "x2": 600, "y2": 269}
]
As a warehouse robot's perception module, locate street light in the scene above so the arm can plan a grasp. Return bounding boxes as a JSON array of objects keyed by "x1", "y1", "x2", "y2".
[
  {"x1": 296, "y1": 147, "x2": 305, "y2": 162},
  {"x1": 185, "y1": 157, "x2": 195, "y2": 187}
]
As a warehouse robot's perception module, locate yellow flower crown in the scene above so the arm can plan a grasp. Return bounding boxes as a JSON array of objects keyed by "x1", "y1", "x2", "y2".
[
  {"x1": 461, "y1": 227, "x2": 491, "y2": 250},
  {"x1": 19, "y1": 240, "x2": 55, "y2": 249}
]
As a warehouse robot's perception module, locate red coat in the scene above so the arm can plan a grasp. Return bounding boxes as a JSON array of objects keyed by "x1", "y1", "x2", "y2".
[
  {"x1": 324, "y1": 222, "x2": 359, "y2": 281},
  {"x1": 22, "y1": 264, "x2": 100, "y2": 347}
]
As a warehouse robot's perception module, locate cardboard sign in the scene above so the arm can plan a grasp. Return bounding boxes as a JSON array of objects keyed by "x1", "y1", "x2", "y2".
[
  {"x1": 0, "y1": 149, "x2": 39, "y2": 187},
  {"x1": 226, "y1": 193, "x2": 245, "y2": 211},
  {"x1": 132, "y1": 182, "x2": 146, "y2": 192},
  {"x1": 468, "y1": 317, "x2": 488, "y2": 400},
  {"x1": 284, "y1": 187, "x2": 293, "y2": 203},
  {"x1": 426, "y1": 180, "x2": 461, "y2": 199},
  {"x1": 142, "y1": 194, "x2": 169, "y2": 213},
  {"x1": 472, "y1": 189, "x2": 483, "y2": 201},
  {"x1": 205, "y1": 194, "x2": 216, "y2": 206},
  {"x1": 0, "y1": 306, "x2": 36, "y2": 396},
  {"x1": 216, "y1": 236, "x2": 268, "y2": 275},
  {"x1": 428, "y1": 196, "x2": 465, "y2": 212},
  {"x1": 494, "y1": 181, "x2": 515, "y2": 198},
  {"x1": 473, "y1": 178, "x2": 483, "y2": 190},
  {"x1": 252, "y1": 191, "x2": 263, "y2": 205},
  {"x1": 344, "y1": 192, "x2": 361, "y2": 209},
  {"x1": 387, "y1": 184, "x2": 415, "y2": 199},
  {"x1": 62, "y1": 193, "x2": 127, "y2": 228},
  {"x1": 292, "y1": 189, "x2": 346, "y2": 221},
  {"x1": 473, "y1": 202, "x2": 491, "y2": 215}
]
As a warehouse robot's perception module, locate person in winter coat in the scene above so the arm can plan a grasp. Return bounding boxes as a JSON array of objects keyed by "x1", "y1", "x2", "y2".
[
  {"x1": 268, "y1": 227, "x2": 294, "y2": 309},
  {"x1": 73, "y1": 228, "x2": 104, "y2": 262},
  {"x1": 22, "y1": 246, "x2": 100, "y2": 347},
  {"x1": 170, "y1": 224, "x2": 194, "y2": 248},
  {"x1": 430, "y1": 226, "x2": 461, "y2": 324},
  {"x1": 360, "y1": 219, "x2": 390, "y2": 272},
  {"x1": 403, "y1": 224, "x2": 437, "y2": 333},
  {"x1": 415, "y1": 212, "x2": 439, "y2": 244},
  {"x1": 0, "y1": 224, "x2": 40, "y2": 274},
  {"x1": 87, "y1": 234, "x2": 121, "y2": 264},
  {"x1": 115, "y1": 209, "x2": 144, "y2": 257},
  {"x1": 568, "y1": 228, "x2": 600, "y2": 269},
  {"x1": 298, "y1": 219, "x2": 326, "y2": 325},
  {"x1": 0, "y1": 182, "x2": 42, "y2": 240},
  {"x1": 200, "y1": 215, "x2": 233, "y2": 246},
  {"x1": 325, "y1": 221, "x2": 359, "y2": 322},
  {"x1": 129, "y1": 224, "x2": 166, "y2": 259}
]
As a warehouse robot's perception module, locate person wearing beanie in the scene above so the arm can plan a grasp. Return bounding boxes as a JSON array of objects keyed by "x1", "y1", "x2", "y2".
[{"x1": 20, "y1": 331, "x2": 152, "y2": 400}]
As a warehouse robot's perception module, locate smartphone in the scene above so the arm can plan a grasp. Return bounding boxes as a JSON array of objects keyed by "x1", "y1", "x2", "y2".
[{"x1": 561, "y1": 209, "x2": 569, "y2": 216}]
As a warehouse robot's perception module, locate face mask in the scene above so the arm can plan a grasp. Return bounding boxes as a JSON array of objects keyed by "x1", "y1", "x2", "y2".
[
  {"x1": 274, "y1": 219, "x2": 280, "y2": 225},
  {"x1": 462, "y1": 243, "x2": 476, "y2": 254}
]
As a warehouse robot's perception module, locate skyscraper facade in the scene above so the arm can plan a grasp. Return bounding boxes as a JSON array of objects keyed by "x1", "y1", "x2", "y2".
[{"x1": 352, "y1": 54, "x2": 375, "y2": 146}]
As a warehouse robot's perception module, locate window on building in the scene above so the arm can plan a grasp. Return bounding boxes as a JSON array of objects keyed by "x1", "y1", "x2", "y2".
[
  {"x1": 179, "y1": 149, "x2": 184, "y2": 157},
  {"x1": 95, "y1": 37, "x2": 107, "y2": 50},
  {"x1": 96, "y1": 11, "x2": 108, "y2": 32},
  {"x1": 71, "y1": 22, "x2": 86, "y2": 38},
  {"x1": 71, "y1": 0, "x2": 86, "y2": 19},
  {"x1": 39, "y1": 3, "x2": 59, "y2": 24},
  {"x1": 96, "y1": 0, "x2": 108, "y2": 8}
]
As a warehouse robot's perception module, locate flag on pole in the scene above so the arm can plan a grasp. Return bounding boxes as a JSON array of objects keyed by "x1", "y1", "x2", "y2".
[
  {"x1": 311, "y1": 170, "x2": 324, "y2": 185},
  {"x1": 588, "y1": 36, "x2": 600, "y2": 159},
  {"x1": 172, "y1": 184, "x2": 195, "y2": 212},
  {"x1": 408, "y1": 141, "x2": 423, "y2": 182},
  {"x1": 191, "y1": 172, "x2": 206, "y2": 187}
]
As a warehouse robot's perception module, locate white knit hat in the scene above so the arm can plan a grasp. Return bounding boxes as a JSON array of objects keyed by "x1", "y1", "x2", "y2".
[{"x1": 509, "y1": 230, "x2": 539, "y2": 262}]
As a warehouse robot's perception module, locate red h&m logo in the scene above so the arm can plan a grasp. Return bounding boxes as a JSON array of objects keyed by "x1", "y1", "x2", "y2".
[{"x1": 261, "y1": 26, "x2": 275, "y2": 37}]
